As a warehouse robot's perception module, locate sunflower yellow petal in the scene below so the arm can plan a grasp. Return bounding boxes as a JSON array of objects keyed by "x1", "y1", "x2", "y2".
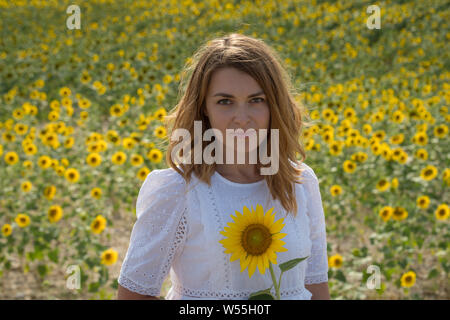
[
  {"x1": 256, "y1": 204, "x2": 264, "y2": 224},
  {"x1": 263, "y1": 253, "x2": 269, "y2": 270},
  {"x1": 270, "y1": 218, "x2": 285, "y2": 234},
  {"x1": 272, "y1": 232, "x2": 287, "y2": 240},
  {"x1": 240, "y1": 255, "x2": 251, "y2": 272},
  {"x1": 257, "y1": 255, "x2": 266, "y2": 275},
  {"x1": 264, "y1": 207, "x2": 275, "y2": 225},
  {"x1": 267, "y1": 250, "x2": 277, "y2": 265},
  {"x1": 248, "y1": 256, "x2": 258, "y2": 278}
]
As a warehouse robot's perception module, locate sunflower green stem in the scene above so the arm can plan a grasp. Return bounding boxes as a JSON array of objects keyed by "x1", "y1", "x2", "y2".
[{"x1": 269, "y1": 261, "x2": 281, "y2": 300}]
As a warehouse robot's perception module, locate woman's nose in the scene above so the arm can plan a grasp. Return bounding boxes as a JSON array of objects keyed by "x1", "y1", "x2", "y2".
[{"x1": 233, "y1": 105, "x2": 251, "y2": 126}]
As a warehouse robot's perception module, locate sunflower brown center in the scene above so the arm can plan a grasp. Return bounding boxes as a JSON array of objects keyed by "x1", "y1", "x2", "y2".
[{"x1": 241, "y1": 224, "x2": 272, "y2": 256}]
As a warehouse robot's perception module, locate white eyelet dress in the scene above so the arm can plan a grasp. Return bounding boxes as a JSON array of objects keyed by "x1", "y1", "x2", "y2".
[{"x1": 118, "y1": 161, "x2": 329, "y2": 300}]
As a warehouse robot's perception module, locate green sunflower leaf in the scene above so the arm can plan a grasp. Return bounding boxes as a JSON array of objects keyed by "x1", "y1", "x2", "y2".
[
  {"x1": 248, "y1": 287, "x2": 275, "y2": 300},
  {"x1": 279, "y1": 256, "x2": 309, "y2": 272}
]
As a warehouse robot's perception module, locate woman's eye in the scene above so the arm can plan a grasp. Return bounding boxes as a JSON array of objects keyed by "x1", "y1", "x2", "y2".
[{"x1": 217, "y1": 98, "x2": 264, "y2": 105}]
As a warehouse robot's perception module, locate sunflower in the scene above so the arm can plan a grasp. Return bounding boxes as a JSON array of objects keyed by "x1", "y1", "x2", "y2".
[
  {"x1": 435, "y1": 204, "x2": 449, "y2": 221},
  {"x1": 376, "y1": 178, "x2": 390, "y2": 192},
  {"x1": 137, "y1": 167, "x2": 151, "y2": 181},
  {"x1": 86, "y1": 152, "x2": 102, "y2": 167},
  {"x1": 415, "y1": 148, "x2": 428, "y2": 161},
  {"x1": 218, "y1": 204, "x2": 288, "y2": 278},
  {"x1": 400, "y1": 271, "x2": 416, "y2": 288},
  {"x1": 433, "y1": 124, "x2": 448, "y2": 138},
  {"x1": 91, "y1": 187, "x2": 102, "y2": 199},
  {"x1": 21, "y1": 181, "x2": 32, "y2": 192},
  {"x1": 329, "y1": 254, "x2": 343, "y2": 268},
  {"x1": 65, "y1": 168, "x2": 80, "y2": 183},
  {"x1": 130, "y1": 154, "x2": 144, "y2": 166},
  {"x1": 148, "y1": 148, "x2": 163, "y2": 163},
  {"x1": 416, "y1": 195, "x2": 430, "y2": 209},
  {"x1": 330, "y1": 185, "x2": 342, "y2": 196},
  {"x1": 379, "y1": 206, "x2": 393, "y2": 222},
  {"x1": 38, "y1": 155, "x2": 52, "y2": 169},
  {"x1": 343, "y1": 160, "x2": 356, "y2": 173},
  {"x1": 1, "y1": 224, "x2": 12, "y2": 237},
  {"x1": 154, "y1": 125, "x2": 167, "y2": 139},
  {"x1": 15, "y1": 213, "x2": 31, "y2": 228},
  {"x1": 101, "y1": 248, "x2": 118, "y2": 266},
  {"x1": 48, "y1": 205, "x2": 63, "y2": 223},
  {"x1": 4, "y1": 151, "x2": 19, "y2": 165},
  {"x1": 111, "y1": 151, "x2": 127, "y2": 165},
  {"x1": 392, "y1": 206, "x2": 408, "y2": 221},
  {"x1": 44, "y1": 185, "x2": 56, "y2": 200},
  {"x1": 420, "y1": 165, "x2": 438, "y2": 181},
  {"x1": 91, "y1": 215, "x2": 107, "y2": 234}
]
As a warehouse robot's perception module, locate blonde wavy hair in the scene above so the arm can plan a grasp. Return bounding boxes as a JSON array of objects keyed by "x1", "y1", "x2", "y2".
[{"x1": 164, "y1": 33, "x2": 312, "y2": 217}]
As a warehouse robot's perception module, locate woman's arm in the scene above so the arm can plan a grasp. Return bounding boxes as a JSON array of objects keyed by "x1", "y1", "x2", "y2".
[
  {"x1": 117, "y1": 284, "x2": 160, "y2": 300},
  {"x1": 305, "y1": 282, "x2": 331, "y2": 300}
]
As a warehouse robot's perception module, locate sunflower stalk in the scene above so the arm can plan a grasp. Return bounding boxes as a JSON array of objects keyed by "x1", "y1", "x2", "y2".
[{"x1": 268, "y1": 262, "x2": 281, "y2": 300}]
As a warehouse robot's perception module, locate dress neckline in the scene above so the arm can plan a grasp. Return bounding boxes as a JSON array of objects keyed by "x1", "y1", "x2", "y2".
[{"x1": 213, "y1": 170, "x2": 266, "y2": 188}]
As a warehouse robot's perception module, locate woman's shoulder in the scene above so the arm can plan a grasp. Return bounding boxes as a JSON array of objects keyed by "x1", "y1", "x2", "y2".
[
  {"x1": 142, "y1": 168, "x2": 185, "y2": 188},
  {"x1": 289, "y1": 159, "x2": 318, "y2": 182},
  {"x1": 136, "y1": 167, "x2": 187, "y2": 219}
]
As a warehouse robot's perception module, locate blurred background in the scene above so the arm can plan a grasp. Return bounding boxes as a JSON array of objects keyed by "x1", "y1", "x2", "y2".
[{"x1": 0, "y1": 0, "x2": 449, "y2": 299}]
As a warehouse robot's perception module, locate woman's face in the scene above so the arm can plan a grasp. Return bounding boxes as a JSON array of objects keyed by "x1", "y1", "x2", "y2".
[{"x1": 205, "y1": 67, "x2": 270, "y2": 157}]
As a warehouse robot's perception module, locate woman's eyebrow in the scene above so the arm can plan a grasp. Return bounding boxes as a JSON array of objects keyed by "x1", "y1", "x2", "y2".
[{"x1": 212, "y1": 91, "x2": 265, "y2": 98}]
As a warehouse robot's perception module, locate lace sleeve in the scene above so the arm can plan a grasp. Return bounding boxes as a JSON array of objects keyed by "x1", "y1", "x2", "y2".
[
  {"x1": 301, "y1": 163, "x2": 329, "y2": 285},
  {"x1": 118, "y1": 169, "x2": 188, "y2": 296}
]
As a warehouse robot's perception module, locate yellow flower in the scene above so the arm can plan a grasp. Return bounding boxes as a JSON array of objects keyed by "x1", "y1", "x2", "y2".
[
  {"x1": 110, "y1": 104, "x2": 123, "y2": 117},
  {"x1": 91, "y1": 215, "x2": 107, "y2": 234},
  {"x1": 376, "y1": 178, "x2": 390, "y2": 192},
  {"x1": 48, "y1": 205, "x2": 63, "y2": 223},
  {"x1": 4, "y1": 151, "x2": 19, "y2": 165},
  {"x1": 65, "y1": 168, "x2": 80, "y2": 183},
  {"x1": 433, "y1": 124, "x2": 448, "y2": 138},
  {"x1": 15, "y1": 213, "x2": 31, "y2": 228},
  {"x1": 44, "y1": 185, "x2": 56, "y2": 200},
  {"x1": 218, "y1": 204, "x2": 288, "y2": 278},
  {"x1": 343, "y1": 160, "x2": 356, "y2": 173},
  {"x1": 153, "y1": 107, "x2": 167, "y2": 121},
  {"x1": 130, "y1": 154, "x2": 144, "y2": 166},
  {"x1": 330, "y1": 185, "x2": 342, "y2": 196},
  {"x1": 137, "y1": 167, "x2": 151, "y2": 181},
  {"x1": 415, "y1": 148, "x2": 428, "y2": 160},
  {"x1": 101, "y1": 248, "x2": 118, "y2": 266},
  {"x1": 154, "y1": 125, "x2": 167, "y2": 139},
  {"x1": 1, "y1": 224, "x2": 12, "y2": 237},
  {"x1": 21, "y1": 181, "x2": 32, "y2": 192},
  {"x1": 390, "y1": 133, "x2": 404, "y2": 144},
  {"x1": 416, "y1": 195, "x2": 430, "y2": 209},
  {"x1": 392, "y1": 206, "x2": 408, "y2": 221},
  {"x1": 400, "y1": 271, "x2": 416, "y2": 288},
  {"x1": 59, "y1": 87, "x2": 72, "y2": 97},
  {"x1": 329, "y1": 254, "x2": 343, "y2": 268},
  {"x1": 420, "y1": 165, "x2": 438, "y2": 181},
  {"x1": 86, "y1": 152, "x2": 102, "y2": 167},
  {"x1": 38, "y1": 155, "x2": 53, "y2": 169},
  {"x1": 148, "y1": 148, "x2": 163, "y2": 163},
  {"x1": 391, "y1": 178, "x2": 399, "y2": 189},
  {"x1": 379, "y1": 206, "x2": 393, "y2": 222},
  {"x1": 91, "y1": 187, "x2": 102, "y2": 199},
  {"x1": 328, "y1": 141, "x2": 342, "y2": 156},
  {"x1": 111, "y1": 151, "x2": 127, "y2": 165},
  {"x1": 412, "y1": 131, "x2": 428, "y2": 146},
  {"x1": 435, "y1": 204, "x2": 449, "y2": 221}
]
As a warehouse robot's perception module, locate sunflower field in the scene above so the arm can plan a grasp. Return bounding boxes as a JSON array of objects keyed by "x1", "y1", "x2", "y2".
[{"x1": 0, "y1": 0, "x2": 449, "y2": 300}]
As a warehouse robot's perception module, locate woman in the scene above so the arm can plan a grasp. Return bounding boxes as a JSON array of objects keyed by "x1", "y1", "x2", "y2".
[{"x1": 117, "y1": 33, "x2": 330, "y2": 300}]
